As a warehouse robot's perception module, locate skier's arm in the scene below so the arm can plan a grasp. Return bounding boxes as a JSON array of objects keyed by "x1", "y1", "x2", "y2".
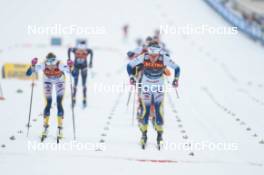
[
  {"x1": 127, "y1": 55, "x2": 144, "y2": 76},
  {"x1": 163, "y1": 55, "x2": 180, "y2": 79},
  {"x1": 88, "y1": 49, "x2": 93, "y2": 67},
  {"x1": 67, "y1": 48, "x2": 73, "y2": 60},
  {"x1": 127, "y1": 46, "x2": 146, "y2": 59},
  {"x1": 26, "y1": 64, "x2": 44, "y2": 76}
]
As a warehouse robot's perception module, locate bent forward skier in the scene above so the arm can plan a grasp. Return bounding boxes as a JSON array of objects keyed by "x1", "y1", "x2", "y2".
[{"x1": 127, "y1": 46, "x2": 180, "y2": 149}]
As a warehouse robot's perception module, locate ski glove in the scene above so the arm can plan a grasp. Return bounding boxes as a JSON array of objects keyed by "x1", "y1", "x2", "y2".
[
  {"x1": 129, "y1": 75, "x2": 136, "y2": 85},
  {"x1": 31, "y1": 57, "x2": 38, "y2": 66},
  {"x1": 172, "y1": 78, "x2": 179, "y2": 88},
  {"x1": 89, "y1": 62, "x2": 93, "y2": 68},
  {"x1": 67, "y1": 59, "x2": 74, "y2": 67}
]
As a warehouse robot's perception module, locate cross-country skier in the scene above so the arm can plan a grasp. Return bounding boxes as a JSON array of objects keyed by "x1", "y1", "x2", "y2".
[
  {"x1": 68, "y1": 40, "x2": 93, "y2": 108},
  {"x1": 127, "y1": 45, "x2": 180, "y2": 149},
  {"x1": 26, "y1": 52, "x2": 73, "y2": 142},
  {"x1": 122, "y1": 24, "x2": 129, "y2": 40},
  {"x1": 127, "y1": 37, "x2": 171, "y2": 127}
]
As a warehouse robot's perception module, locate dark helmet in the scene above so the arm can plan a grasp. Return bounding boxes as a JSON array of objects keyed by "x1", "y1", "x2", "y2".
[
  {"x1": 45, "y1": 52, "x2": 57, "y2": 65},
  {"x1": 46, "y1": 52, "x2": 56, "y2": 59}
]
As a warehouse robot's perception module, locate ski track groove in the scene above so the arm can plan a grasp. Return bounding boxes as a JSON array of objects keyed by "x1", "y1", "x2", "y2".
[{"x1": 201, "y1": 86, "x2": 264, "y2": 145}]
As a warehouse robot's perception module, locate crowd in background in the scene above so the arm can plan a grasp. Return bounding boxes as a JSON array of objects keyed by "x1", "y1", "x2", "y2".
[{"x1": 220, "y1": 0, "x2": 264, "y2": 32}]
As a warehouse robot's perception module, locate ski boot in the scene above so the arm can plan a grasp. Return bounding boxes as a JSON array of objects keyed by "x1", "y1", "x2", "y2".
[
  {"x1": 82, "y1": 86, "x2": 87, "y2": 108},
  {"x1": 157, "y1": 131, "x2": 163, "y2": 150},
  {"x1": 140, "y1": 131, "x2": 147, "y2": 149},
  {"x1": 41, "y1": 117, "x2": 49, "y2": 142},
  {"x1": 57, "y1": 127, "x2": 63, "y2": 143},
  {"x1": 57, "y1": 117, "x2": 63, "y2": 143},
  {"x1": 82, "y1": 97, "x2": 87, "y2": 108}
]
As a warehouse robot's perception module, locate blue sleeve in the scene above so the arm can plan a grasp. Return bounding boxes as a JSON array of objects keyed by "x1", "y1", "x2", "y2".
[
  {"x1": 126, "y1": 55, "x2": 144, "y2": 76},
  {"x1": 127, "y1": 51, "x2": 135, "y2": 58},
  {"x1": 88, "y1": 49, "x2": 93, "y2": 65},
  {"x1": 26, "y1": 67, "x2": 33, "y2": 76},
  {"x1": 127, "y1": 64, "x2": 133, "y2": 76},
  {"x1": 68, "y1": 48, "x2": 73, "y2": 59},
  {"x1": 174, "y1": 66, "x2": 180, "y2": 79}
]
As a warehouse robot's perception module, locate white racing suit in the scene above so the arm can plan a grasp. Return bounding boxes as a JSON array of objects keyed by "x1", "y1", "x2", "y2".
[{"x1": 27, "y1": 62, "x2": 70, "y2": 119}]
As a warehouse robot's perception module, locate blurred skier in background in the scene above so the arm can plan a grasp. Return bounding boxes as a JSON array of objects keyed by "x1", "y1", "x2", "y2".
[
  {"x1": 68, "y1": 40, "x2": 93, "y2": 108},
  {"x1": 127, "y1": 45, "x2": 180, "y2": 149},
  {"x1": 135, "y1": 38, "x2": 143, "y2": 47},
  {"x1": 122, "y1": 24, "x2": 129, "y2": 40},
  {"x1": 26, "y1": 52, "x2": 73, "y2": 141},
  {"x1": 127, "y1": 36, "x2": 153, "y2": 60}
]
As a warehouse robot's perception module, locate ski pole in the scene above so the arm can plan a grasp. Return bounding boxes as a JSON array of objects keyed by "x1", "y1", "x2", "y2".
[
  {"x1": 175, "y1": 88, "x2": 180, "y2": 99},
  {"x1": 126, "y1": 85, "x2": 133, "y2": 107},
  {"x1": 165, "y1": 77, "x2": 180, "y2": 99},
  {"x1": 26, "y1": 80, "x2": 35, "y2": 137},
  {"x1": 0, "y1": 80, "x2": 4, "y2": 100},
  {"x1": 69, "y1": 74, "x2": 76, "y2": 140},
  {"x1": 132, "y1": 85, "x2": 136, "y2": 126}
]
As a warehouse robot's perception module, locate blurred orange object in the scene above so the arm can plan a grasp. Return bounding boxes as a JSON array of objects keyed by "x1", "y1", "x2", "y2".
[{"x1": 164, "y1": 68, "x2": 171, "y2": 76}]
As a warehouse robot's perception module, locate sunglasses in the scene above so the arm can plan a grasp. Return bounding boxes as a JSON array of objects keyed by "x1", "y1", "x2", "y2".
[{"x1": 46, "y1": 59, "x2": 56, "y2": 66}]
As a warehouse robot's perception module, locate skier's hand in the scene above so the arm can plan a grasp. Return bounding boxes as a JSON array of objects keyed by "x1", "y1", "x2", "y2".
[
  {"x1": 31, "y1": 57, "x2": 38, "y2": 66},
  {"x1": 89, "y1": 63, "x2": 93, "y2": 68},
  {"x1": 172, "y1": 78, "x2": 179, "y2": 88},
  {"x1": 71, "y1": 69, "x2": 77, "y2": 77},
  {"x1": 129, "y1": 75, "x2": 136, "y2": 85},
  {"x1": 67, "y1": 59, "x2": 74, "y2": 68}
]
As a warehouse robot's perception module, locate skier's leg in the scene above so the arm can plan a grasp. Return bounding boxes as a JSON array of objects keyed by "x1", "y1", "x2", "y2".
[
  {"x1": 81, "y1": 67, "x2": 88, "y2": 105},
  {"x1": 154, "y1": 99, "x2": 164, "y2": 132},
  {"x1": 43, "y1": 81, "x2": 53, "y2": 128},
  {"x1": 136, "y1": 78, "x2": 143, "y2": 119},
  {"x1": 72, "y1": 67, "x2": 79, "y2": 104},
  {"x1": 153, "y1": 91, "x2": 165, "y2": 144},
  {"x1": 138, "y1": 90, "x2": 151, "y2": 136},
  {"x1": 138, "y1": 92, "x2": 151, "y2": 147},
  {"x1": 55, "y1": 79, "x2": 65, "y2": 129}
]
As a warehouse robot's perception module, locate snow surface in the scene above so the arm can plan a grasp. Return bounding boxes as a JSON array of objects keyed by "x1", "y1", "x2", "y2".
[{"x1": 0, "y1": 0, "x2": 264, "y2": 174}]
